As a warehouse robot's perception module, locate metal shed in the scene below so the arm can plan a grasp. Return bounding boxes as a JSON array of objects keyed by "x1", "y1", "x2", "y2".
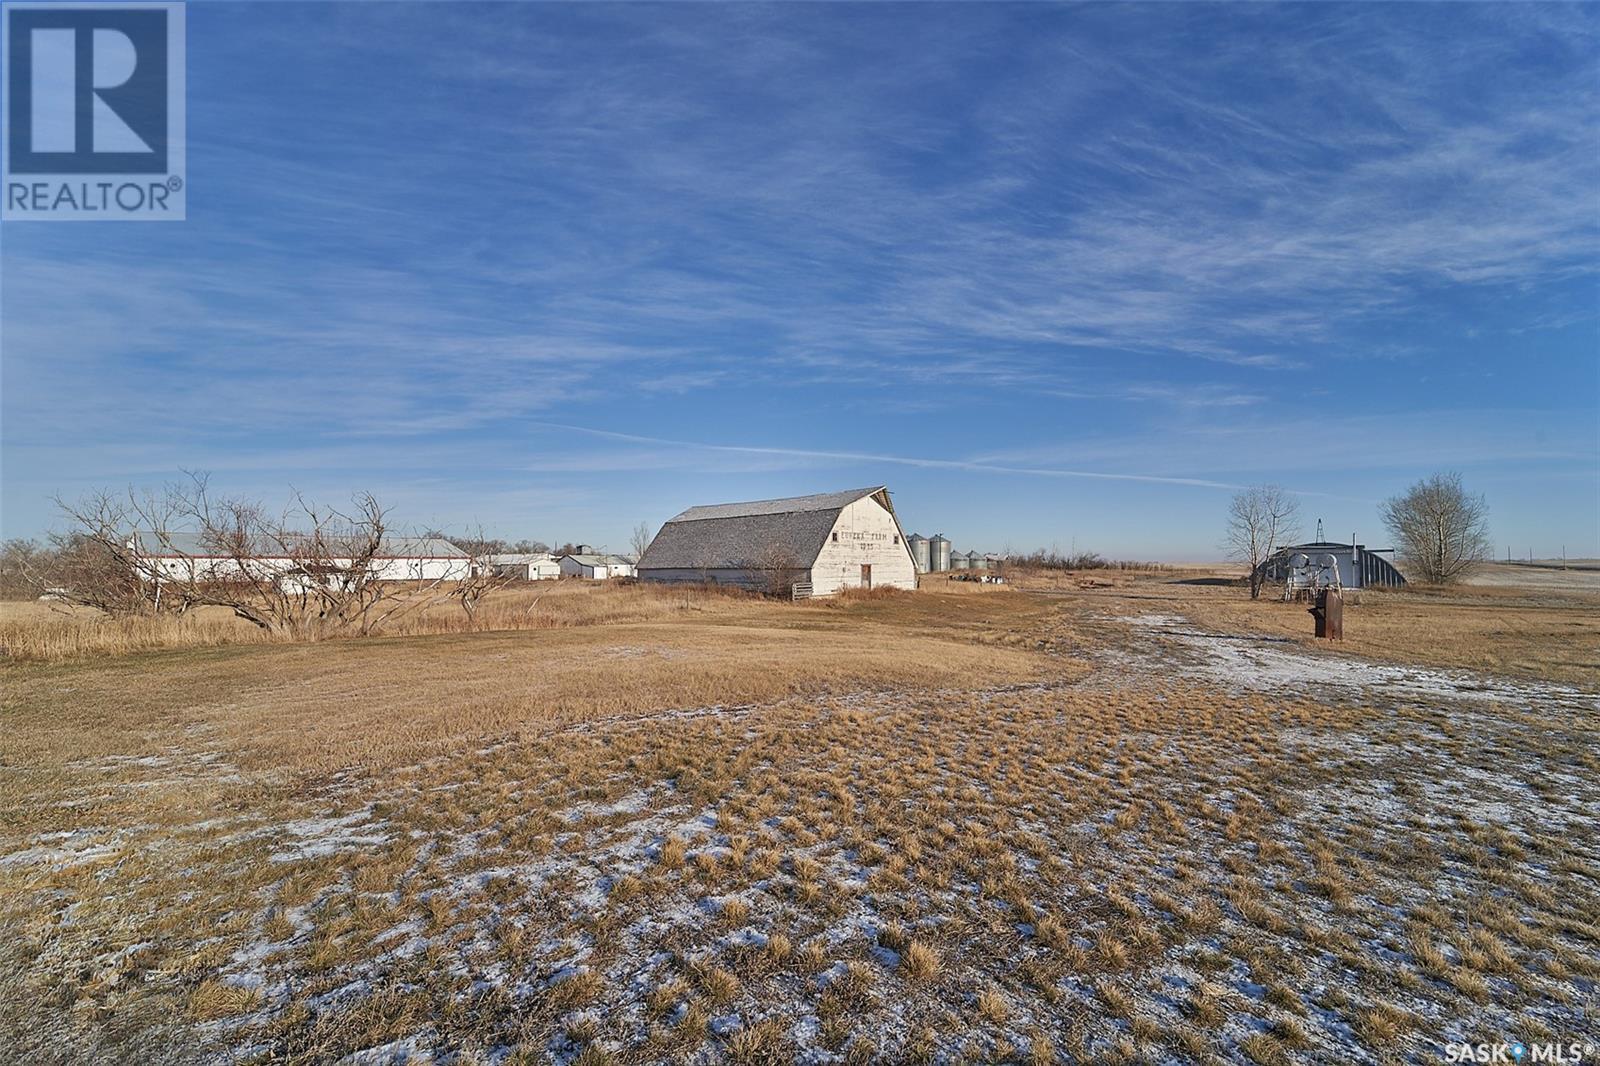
[{"x1": 1255, "y1": 541, "x2": 1406, "y2": 590}]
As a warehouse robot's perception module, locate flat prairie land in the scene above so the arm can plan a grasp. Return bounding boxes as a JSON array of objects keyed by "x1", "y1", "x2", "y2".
[
  {"x1": 1064, "y1": 568, "x2": 1600, "y2": 689},
  {"x1": 2, "y1": 577, "x2": 1596, "y2": 1064},
  {"x1": 1464, "y1": 561, "x2": 1600, "y2": 593}
]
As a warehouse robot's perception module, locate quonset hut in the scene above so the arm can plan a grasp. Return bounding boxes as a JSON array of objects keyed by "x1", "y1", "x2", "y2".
[
  {"x1": 636, "y1": 486, "x2": 917, "y2": 596},
  {"x1": 1256, "y1": 540, "x2": 1407, "y2": 590}
]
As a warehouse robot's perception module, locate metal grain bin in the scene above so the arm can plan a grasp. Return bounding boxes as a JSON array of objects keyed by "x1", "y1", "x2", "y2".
[
  {"x1": 951, "y1": 550, "x2": 970, "y2": 570},
  {"x1": 906, "y1": 533, "x2": 931, "y2": 574},
  {"x1": 928, "y1": 534, "x2": 951, "y2": 572},
  {"x1": 969, "y1": 551, "x2": 989, "y2": 570}
]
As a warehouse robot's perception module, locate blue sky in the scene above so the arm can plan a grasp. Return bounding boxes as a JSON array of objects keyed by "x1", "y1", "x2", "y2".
[{"x1": 3, "y1": 2, "x2": 1597, "y2": 559}]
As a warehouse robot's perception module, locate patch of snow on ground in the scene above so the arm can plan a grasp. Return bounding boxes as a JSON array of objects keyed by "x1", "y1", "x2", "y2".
[
  {"x1": 0, "y1": 827, "x2": 127, "y2": 869},
  {"x1": 268, "y1": 807, "x2": 389, "y2": 862},
  {"x1": 1122, "y1": 613, "x2": 1599, "y2": 712}
]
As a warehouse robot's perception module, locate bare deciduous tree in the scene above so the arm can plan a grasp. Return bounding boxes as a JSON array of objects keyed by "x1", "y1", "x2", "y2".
[
  {"x1": 46, "y1": 473, "x2": 469, "y2": 638},
  {"x1": 32, "y1": 488, "x2": 186, "y2": 616},
  {"x1": 1381, "y1": 472, "x2": 1489, "y2": 584},
  {"x1": 0, "y1": 539, "x2": 48, "y2": 600},
  {"x1": 1224, "y1": 484, "x2": 1301, "y2": 599},
  {"x1": 630, "y1": 522, "x2": 653, "y2": 562}
]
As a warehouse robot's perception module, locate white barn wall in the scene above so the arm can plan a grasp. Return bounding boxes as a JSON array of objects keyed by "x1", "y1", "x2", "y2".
[
  {"x1": 370, "y1": 558, "x2": 470, "y2": 581},
  {"x1": 144, "y1": 555, "x2": 469, "y2": 583},
  {"x1": 808, "y1": 496, "x2": 917, "y2": 595}
]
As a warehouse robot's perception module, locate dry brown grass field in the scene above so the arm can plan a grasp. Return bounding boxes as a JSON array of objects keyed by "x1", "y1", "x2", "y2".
[{"x1": 2, "y1": 576, "x2": 1596, "y2": 1064}]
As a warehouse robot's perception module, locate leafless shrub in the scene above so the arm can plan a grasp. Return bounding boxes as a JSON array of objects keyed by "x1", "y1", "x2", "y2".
[
  {"x1": 0, "y1": 538, "x2": 48, "y2": 600},
  {"x1": 449, "y1": 528, "x2": 515, "y2": 628},
  {"x1": 737, "y1": 542, "x2": 806, "y2": 598}
]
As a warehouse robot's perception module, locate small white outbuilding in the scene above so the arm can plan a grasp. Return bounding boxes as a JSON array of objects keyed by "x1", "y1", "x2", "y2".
[
  {"x1": 558, "y1": 553, "x2": 634, "y2": 580},
  {"x1": 487, "y1": 553, "x2": 562, "y2": 581}
]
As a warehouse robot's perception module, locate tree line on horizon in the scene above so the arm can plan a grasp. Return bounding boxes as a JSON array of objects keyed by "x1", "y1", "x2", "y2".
[{"x1": 0, "y1": 471, "x2": 1497, "y2": 605}]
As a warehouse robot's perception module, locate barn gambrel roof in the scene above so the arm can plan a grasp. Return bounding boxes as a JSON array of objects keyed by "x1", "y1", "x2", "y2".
[{"x1": 638, "y1": 487, "x2": 897, "y2": 571}]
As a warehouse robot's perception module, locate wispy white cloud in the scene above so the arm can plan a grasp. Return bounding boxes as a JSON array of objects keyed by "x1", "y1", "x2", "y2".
[
  {"x1": 2, "y1": 3, "x2": 1595, "y2": 550},
  {"x1": 970, "y1": 408, "x2": 1597, "y2": 480},
  {"x1": 521, "y1": 420, "x2": 1248, "y2": 491}
]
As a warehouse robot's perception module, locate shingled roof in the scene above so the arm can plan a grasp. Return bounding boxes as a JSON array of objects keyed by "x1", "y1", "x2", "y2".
[{"x1": 638, "y1": 487, "x2": 889, "y2": 571}]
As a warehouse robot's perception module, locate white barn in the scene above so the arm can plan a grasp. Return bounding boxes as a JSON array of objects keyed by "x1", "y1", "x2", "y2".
[{"x1": 636, "y1": 486, "x2": 917, "y2": 596}]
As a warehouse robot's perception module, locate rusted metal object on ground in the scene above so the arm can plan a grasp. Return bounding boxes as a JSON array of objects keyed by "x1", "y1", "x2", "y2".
[{"x1": 1310, "y1": 588, "x2": 1344, "y2": 640}]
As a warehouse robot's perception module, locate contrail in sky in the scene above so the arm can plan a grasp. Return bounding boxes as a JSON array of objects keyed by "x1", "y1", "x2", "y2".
[{"x1": 527, "y1": 421, "x2": 1246, "y2": 490}]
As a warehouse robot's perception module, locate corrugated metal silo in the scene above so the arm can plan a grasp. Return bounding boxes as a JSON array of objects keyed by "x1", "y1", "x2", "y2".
[
  {"x1": 928, "y1": 534, "x2": 951, "y2": 572},
  {"x1": 969, "y1": 551, "x2": 989, "y2": 570},
  {"x1": 951, "y1": 550, "x2": 970, "y2": 570},
  {"x1": 906, "y1": 533, "x2": 930, "y2": 574}
]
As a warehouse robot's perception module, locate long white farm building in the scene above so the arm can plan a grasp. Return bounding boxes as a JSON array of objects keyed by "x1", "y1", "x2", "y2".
[
  {"x1": 130, "y1": 532, "x2": 472, "y2": 583},
  {"x1": 636, "y1": 486, "x2": 917, "y2": 596}
]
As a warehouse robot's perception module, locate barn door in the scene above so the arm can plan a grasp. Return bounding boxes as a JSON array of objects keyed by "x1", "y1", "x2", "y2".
[{"x1": 860, "y1": 564, "x2": 872, "y2": 589}]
